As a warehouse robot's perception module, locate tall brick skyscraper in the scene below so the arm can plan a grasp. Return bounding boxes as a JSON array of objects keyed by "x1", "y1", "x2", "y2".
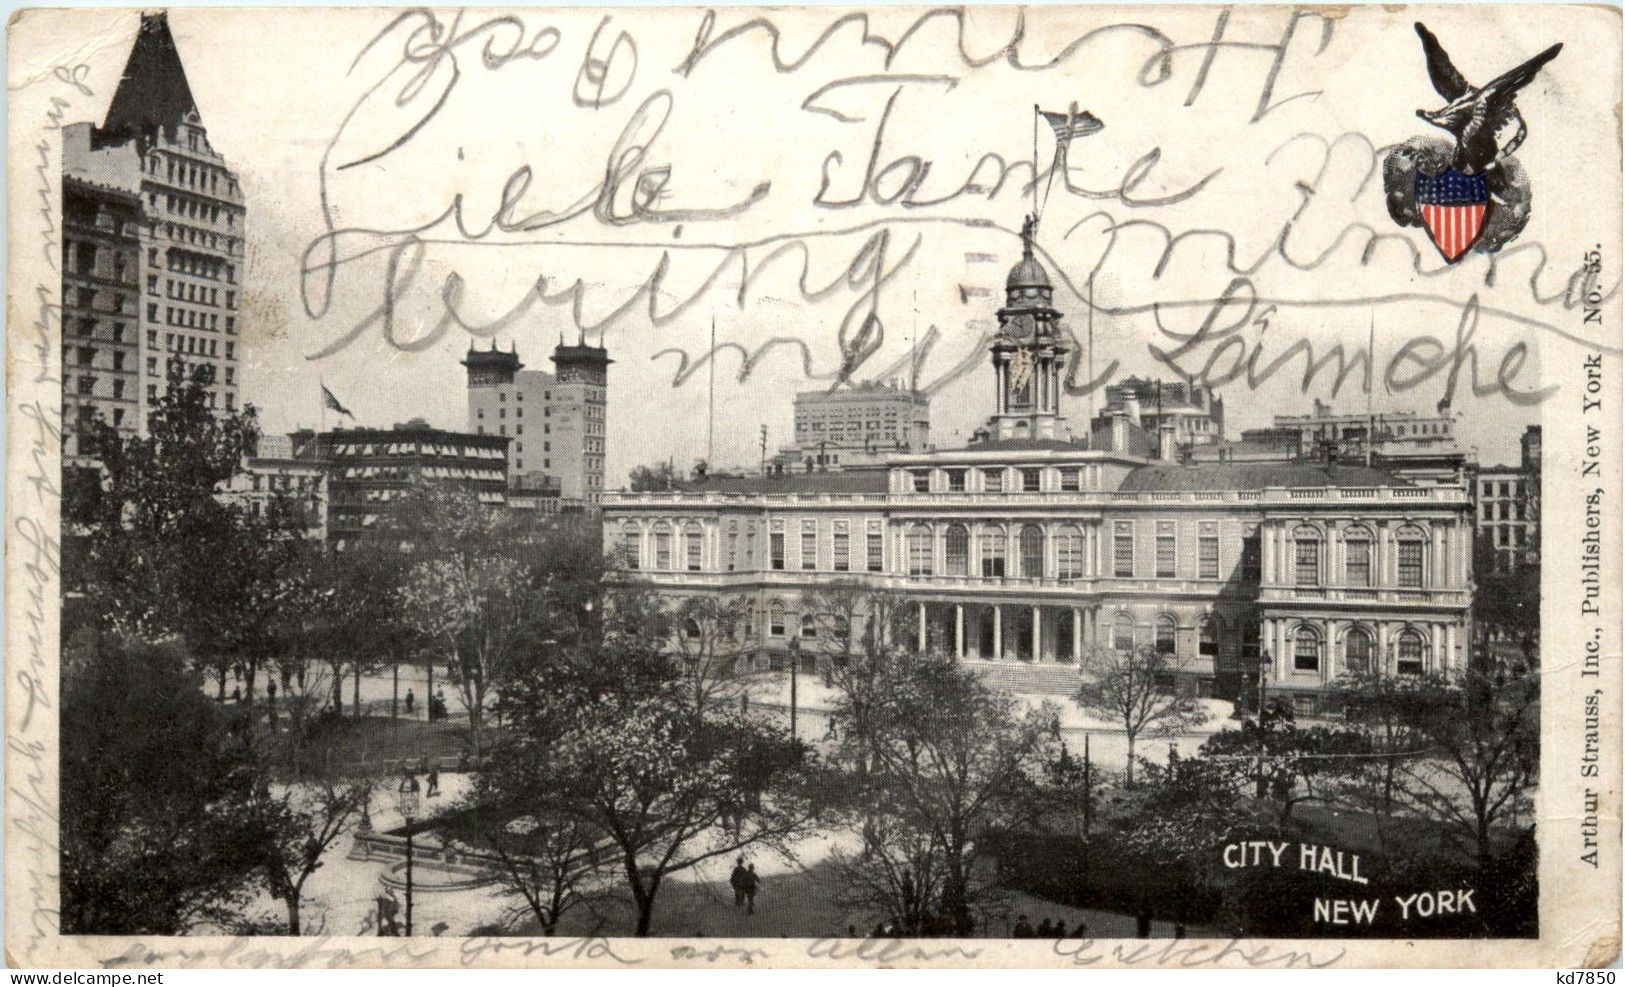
[{"x1": 61, "y1": 12, "x2": 246, "y2": 463}]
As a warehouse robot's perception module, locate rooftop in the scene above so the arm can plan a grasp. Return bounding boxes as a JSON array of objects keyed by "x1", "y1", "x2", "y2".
[
  {"x1": 99, "y1": 13, "x2": 199, "y2": 146},
  {"x1": 669, "y1": 468, "x2": 890, "y2": 495},
  {"x1": 1119, "y1": 461, "x2": 1410, "y2": 493}
]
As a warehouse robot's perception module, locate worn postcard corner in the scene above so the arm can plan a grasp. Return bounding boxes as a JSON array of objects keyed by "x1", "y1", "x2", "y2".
[{"x1": 6, "y1": 3, "x2": 1622, "y2": 971}]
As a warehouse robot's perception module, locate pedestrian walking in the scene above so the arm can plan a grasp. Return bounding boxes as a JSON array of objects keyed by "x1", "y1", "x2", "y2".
[
  {"x1": 742, "y1": 863, "x2": 759, "y2": 915},
  {"x1": 729, "y1": 856, "x2": 748, "y2": 909},
  {"x1": 427, "y1": 761, "x2": 440, "y2": 798},
  {"x1": 1012, "y1": 915, "x2": 1033, "y2": 938}
]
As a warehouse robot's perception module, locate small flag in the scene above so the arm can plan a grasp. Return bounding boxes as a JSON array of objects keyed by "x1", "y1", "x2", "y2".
[
  {"x1": 1040, "y1": 106, "x2": 1104, "y2": 145},
  {"x1": 322, "y1": 384, "x2": 354, "y2": 418}
]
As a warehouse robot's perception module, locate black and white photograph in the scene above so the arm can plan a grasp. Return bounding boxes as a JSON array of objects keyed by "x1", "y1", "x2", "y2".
[{"x1": 9, "y1": 3, "x2": 1620, "y2": 969}]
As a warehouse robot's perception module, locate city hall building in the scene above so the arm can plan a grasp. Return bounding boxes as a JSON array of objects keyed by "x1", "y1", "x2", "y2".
[{"x1": 602, "y1": 222, "x2": 1475, "y2": 708}]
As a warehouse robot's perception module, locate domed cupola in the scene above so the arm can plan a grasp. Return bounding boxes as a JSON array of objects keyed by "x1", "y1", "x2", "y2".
[
  {"x1": 980, "y1": 214, "x2": 1073, "y2": 443},
  {"x1": 1005, "y1": 220, "x2": 1053, "y2": 299}
]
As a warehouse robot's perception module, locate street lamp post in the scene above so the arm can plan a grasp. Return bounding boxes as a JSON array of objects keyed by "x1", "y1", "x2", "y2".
[
  {"x1": 1255, "y1": 650, "x2": 1271, "y2": 799},
  {"x1": 787, "y1": 637, "x2": 800, "y2": 742},
  {"x1": 397, "y1": 772, "x2": 421, "y2": 936}
]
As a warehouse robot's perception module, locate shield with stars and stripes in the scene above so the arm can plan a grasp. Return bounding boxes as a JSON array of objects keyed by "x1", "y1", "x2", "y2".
[{"x1": 1414, "y1": 169, "x2": 1491, "y2": 263}]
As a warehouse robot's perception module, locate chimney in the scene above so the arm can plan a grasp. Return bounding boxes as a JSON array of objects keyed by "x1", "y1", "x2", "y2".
[
  {"x1": 1158, "y1": 423, "x2": 1177, "y2": 462},
  {"x1": 1123, "y1": 395, "x2": 1141, "y2": 427},
  {"x1": 1110, "y1": 412, "x2": 1130, "y2": 453}
]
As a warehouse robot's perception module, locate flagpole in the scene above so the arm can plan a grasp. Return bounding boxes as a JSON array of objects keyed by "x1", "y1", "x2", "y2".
[
  {"x1": 1366, "y1": 312, "x2": 1375, "y2": 466},
  {"x1": 707, "y1": 315, "x2": 716, "y2": 468},
  {"x1": 1031, "y1": 104, "x2": 1039, "y2": 224},
  {"x1": 1088, "y1": 276, "x2": 1096, "y2": 446}
]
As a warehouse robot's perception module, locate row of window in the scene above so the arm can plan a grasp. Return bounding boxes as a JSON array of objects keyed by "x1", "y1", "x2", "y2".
[
  {"x1": 908, "y1": 465, "x2": 1093, "y2": 494},
  {"x1": 1481, "y1": 500, "x2": 1528, "y2": 521}
]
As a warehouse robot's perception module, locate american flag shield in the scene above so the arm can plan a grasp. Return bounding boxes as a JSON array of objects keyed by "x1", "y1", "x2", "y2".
[{"x1": 1414, "y1": 169, "x2": 1491, "y2": 262}]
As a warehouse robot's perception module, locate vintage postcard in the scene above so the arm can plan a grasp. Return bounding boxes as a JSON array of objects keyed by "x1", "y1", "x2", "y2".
[{"x1": 6, "y1": 3, "x2": 1621, "y2": 970}]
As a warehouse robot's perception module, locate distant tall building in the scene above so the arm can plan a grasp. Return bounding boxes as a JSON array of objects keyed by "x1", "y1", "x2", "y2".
[
  {"x1": 772, "y1": 382, "x2": 930, "y2": 472},
  {"x1": 463, "y1": 335, "x2": 611, "y2": 510},
  {"x1": 61, "y1": 12, "x2": 246, "y2": 462}
]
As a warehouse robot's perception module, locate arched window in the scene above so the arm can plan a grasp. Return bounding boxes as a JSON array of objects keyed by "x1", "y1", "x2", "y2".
[
  {"x1": 1344, "y1": 627, "x2": 1374, "y2": 674},
  {"x1": 945, "y1": 524, "x2": 970, "y2": 576},
  {"x1": 1055, "y1": 525, "x2": 1084, "y2": 580},
  {"x1": 1396, "y1": 628, "x2": 1426, "y2": 674},
  {"x1": 684, "y1": 522, "x2": 703, "y2": 572},
  {"x1": 1293, "y1": 524, "x2": 1322, "y2": 586},
  {"x1": 980, "y1": 525, "x2": 1007, "y2": 578},
  {"x1": 769, "y1": 604, "x2": 786, "y2": 637},
  {"x1": 801, "y1": 613, "x2": 817, "y2": 639},
  {"x1": 832, "y1": 615, "x2": 851, "y2": 644},
  {"x1": 1112, "y1": 614, "x2": 1135, "y2": 652},
  {"x1": 1019, "y1": 524, "x2": 1045, "y2": 579},
  {"x1": 1396, "y1": 525, "x2": 1427, "y2": 588},
  {"x1": 683, "y1": 618, "x2": 702, "y2": 641},
  {"x1": 619, "y1": 525, "x2": 640, "y2": 570},
  {"x1": 907, "y1": 524, "x2": 934, "y2": 576},
  {"x1": 1155, "y1": 615, "x2": 1177, "y2": 655},
  {"x1": 1343, "y1": 526, "x2": 1373, "y2": 587},
  {"x1": 1199, "y1": 616, "x2": 1220, "y2": 662},
  {"x1": 652, "y1": 522, "x2": 673, "y2": 570},
  {"x1": 1293, "y1": 625, "x2": 1322, "y2": 672}
]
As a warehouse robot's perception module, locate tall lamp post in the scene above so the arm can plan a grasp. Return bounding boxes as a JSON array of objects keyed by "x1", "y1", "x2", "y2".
[
  {"x1": 787, "y1": 636, "x2": 800, "y2": 742},
  {"x1": 397, "y1": 772, "x2": 421, "y2": 936},
  {"x1": 1255, "y1": 650, "x2": 1272, "y2": 798}
]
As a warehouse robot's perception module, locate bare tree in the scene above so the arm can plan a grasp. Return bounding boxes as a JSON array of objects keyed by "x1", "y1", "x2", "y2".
[
  {"x1": 250, "y1": 773, "x2": 373, "y2": 935},
  {"x1": 837, "y1": 649, "x2": 1053, "y2": 935},
  {"x1": 804, "y1": 582, "x2": 918, "y2": 777},
  {"x1": 1395, "y1": 669, "x2": 1540, "y2": 870},
  {"x1": 669, "y1": 593, "x2": 754, "y2": 711},
  {"x1": 449, "y1": 807, "x2": 608, "y2": 935},
  {"x1": 1074, "y1": 644, "x2": 1208, "y2": 787}
]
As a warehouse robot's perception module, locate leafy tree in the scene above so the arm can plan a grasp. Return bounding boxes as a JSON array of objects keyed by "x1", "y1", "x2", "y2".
[
  {"x1": 298, "y1": 545, "x2": 409, "y2": 716},
  {"x1": 61, "y1": 636, "x2": 262, "y2": 934},
  {"x1": 490, "y1": 683, "x2": 816, "y2": 936},
  {"x1": 1074, "y1": 644, "x2": 1208, "y2": 787},
  {"x1": 1199, "y1": 718, "x2": 1372, "y2": 823},
  {"x1": 392, "y1": 484, "x2": 547, "y2": 753},
  {"x1": 63, "y1": 368, "x2": 260, "y2": 640},
  {"x1": 627, "y1": 461, "x2": 679, "y2": 492},
  {"x1": 838, "y1": 649, "x2": 1054, "y2": 935}
]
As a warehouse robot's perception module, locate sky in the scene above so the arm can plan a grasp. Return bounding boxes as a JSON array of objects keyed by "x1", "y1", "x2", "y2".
[{"x1": 49, "y1": 6, "x2": 1616, "y2": 482}]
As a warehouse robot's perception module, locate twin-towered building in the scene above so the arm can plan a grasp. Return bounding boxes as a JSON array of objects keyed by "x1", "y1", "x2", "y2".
[{"x1": 602, "y1": 220, "x2": 1476, "y2": 709}]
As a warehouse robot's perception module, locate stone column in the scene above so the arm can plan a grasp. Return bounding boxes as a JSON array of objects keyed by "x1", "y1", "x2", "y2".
[
  {"x1": 955, "y1": 604, "x2": 965, "y2": 658},
  {"x1": 1072, "y1": 607, "x2": 1082, "y2": 661},
  {"x1": 1262, "y1": 526, "x2": 1275, "y2": 584},
  {"x1": 918, "y1": 602, "x2": 928, "y2": 651},
  {"x1": 993, "y1": 604, "x2": 1003, "y2": 660},
  {"x1": 1032, "y1": 606, "x2": 1042, "y2": 662}
]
